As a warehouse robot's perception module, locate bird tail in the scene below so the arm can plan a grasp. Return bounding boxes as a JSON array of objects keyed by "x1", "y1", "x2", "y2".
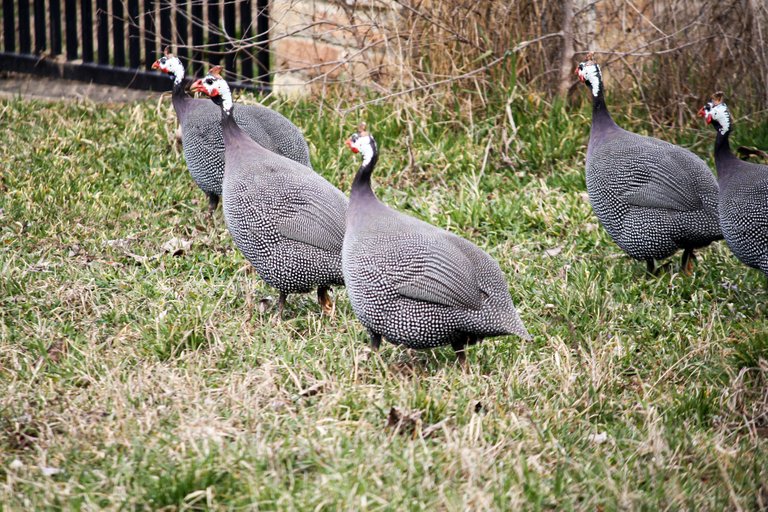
[{"x1": 503, "y1": 308, "x2": 531, "y2": 341}]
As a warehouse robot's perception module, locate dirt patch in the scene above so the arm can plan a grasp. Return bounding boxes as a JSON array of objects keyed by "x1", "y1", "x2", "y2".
[{"x1": 0, "y1": 71, "x2": 162, "y2": 103}]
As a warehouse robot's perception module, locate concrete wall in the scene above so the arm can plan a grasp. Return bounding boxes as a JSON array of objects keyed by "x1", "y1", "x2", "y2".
[{"x1": 269, "y1": 0, "x2": 398, "y2": 96}]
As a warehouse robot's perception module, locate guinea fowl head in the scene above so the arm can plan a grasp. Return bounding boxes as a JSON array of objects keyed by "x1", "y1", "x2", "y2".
[
  {"x1": 151, "y1": 48, "x2": 185, "y2": 85},
  {"x1": 190, "y1": 66, "x2": 233, "y2": 113},
  {"x1": 697, "y1": 100, "x2": 714, "y2": 121},
  {"x1": 575, "y1": 52, "x2": 602, "y2": 97},
  {"x1": 345, "y1": 123, "x2": 377, "y2": 167},
  {"x1": 700, "y1": 92, "x2": 731, "y2": 135}
]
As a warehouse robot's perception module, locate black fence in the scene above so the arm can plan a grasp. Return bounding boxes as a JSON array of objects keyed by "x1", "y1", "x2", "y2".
[{"x1": 0, "y1": 0, "x2": 270, "y2": 91}]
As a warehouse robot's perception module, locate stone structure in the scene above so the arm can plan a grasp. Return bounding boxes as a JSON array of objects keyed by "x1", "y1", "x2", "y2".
[{"x1": 269, "y1": 0, "x2": 398, "y2": 96}]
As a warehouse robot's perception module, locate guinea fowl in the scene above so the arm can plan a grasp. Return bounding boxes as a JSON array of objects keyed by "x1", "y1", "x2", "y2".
[
  {"x1": 190, "y1": 67, "x2": 348, "y2": 317},
  {"x1": 152, "y1": 49, "x2": 311, "y2": 214},
  {"x1": 699, "y1": 93, "x2": 768, "y2": 277},
  {"x1": 575, "y1": 53, "x2": 722, "y2": 274},
  {"x1": 341, "y1": 125, "x2": 530, "y2": 367}
]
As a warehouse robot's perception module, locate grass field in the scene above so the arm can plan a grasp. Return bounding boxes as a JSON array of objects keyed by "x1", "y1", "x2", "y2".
[{"x1": 1, "y1": 89, "x2": 767, "y2": 510}]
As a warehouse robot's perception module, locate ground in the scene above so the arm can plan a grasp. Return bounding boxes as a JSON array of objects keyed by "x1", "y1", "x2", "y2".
[
  {"x1": 0, "y1": 83, "x2": 767, "y2": 510},
  {"x1": 0, "y1": 72, "x2": 153, "y2": 103}
]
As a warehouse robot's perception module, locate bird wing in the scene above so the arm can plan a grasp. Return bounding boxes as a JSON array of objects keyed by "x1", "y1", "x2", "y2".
[
  {"x1": 621, "y1": 143, "x2": 706, "y2": 212},
  {"x1": 274, "y1": 181, "x2": 347, "y2": 253},
  {"x1": 622, "y1": 174, "x2": 701, "y2": 211},
  {"x1": 376, "y1": 232, "x2": 484, "y2": 310}
]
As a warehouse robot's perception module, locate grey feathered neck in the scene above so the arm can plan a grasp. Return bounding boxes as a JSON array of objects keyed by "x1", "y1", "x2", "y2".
[
  {"x1": 589, "y1": 74, "x2": 616, "y2": 132},
  {"x1": 713, "y1": 122, "x2": 740, "y2": 184},
  {"x1": 171, "y1": 79, "x2": 193, "y2": 121},
  {"x1": 351, "y1": 136, "x2": 379, "y2": 202},
  {"x1": 216, "y1": 101, "x2": 271, "y2": 156}
]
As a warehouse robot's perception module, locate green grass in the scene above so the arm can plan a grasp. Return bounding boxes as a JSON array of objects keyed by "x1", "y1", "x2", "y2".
[{"x1": 1, "y1": 90, "x2": 767, "y2": 510}]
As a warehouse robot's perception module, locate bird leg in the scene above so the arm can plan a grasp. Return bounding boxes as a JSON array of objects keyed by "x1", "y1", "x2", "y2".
[
  {"x1": 681, "y1": 248, "x2": 696, "y2": 275},
  {"x1": 317, "y1": 286, "x2": 334, "y2": 316},
  {"x1": 646, "y1": 259, "x2": 656, "y2": 275},
  {"x1": 451, "y1": 339, "x2": 469, "y2": 371},
  {"x1": 272, "y1": 291, "x2": 287, "y2": 323},
  {"x1": 206, "y1": 192, "x2": 220, "y2": 216},
  {"x1": 369, "y1": 331, "x2": 382, "y2": 351}
]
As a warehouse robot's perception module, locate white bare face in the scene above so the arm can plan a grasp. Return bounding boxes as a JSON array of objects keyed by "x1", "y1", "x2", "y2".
[
  {"x1": 346, "y1": 133, "x2": 375, "y2": 167},
  {"x1": 154, "y1": 55, "x2": 185, "y2": 85},
  {"x1": 707, "y1": 102, "x2": 731, "y2": 135},
  {"x1": 194, "y1": 74, "x2": 233, "y2": 113},
  {"x1": 576, "y1": 61, "x2": 602, "y2": 97}
]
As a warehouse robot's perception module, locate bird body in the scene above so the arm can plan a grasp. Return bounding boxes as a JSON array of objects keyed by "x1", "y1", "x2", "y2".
[
  {"x1": 586, "y1": 128, "x2": 721, "y2": 262},
  {"x1": 342, "y1": 129, "x2": 529, "y2": 363},
  {"x1": 153, "y1": 53, "x2": 310, "y2": 213},
  {"x1": 577, "y1": 55, "x2": 721, "y2": 272},
  {"x1": 221, "y1": 120, "x2": 347, "y2": 295},
  {"x1": 177, "y1": 95, "x2": 311, "y2": 198},
  {"x1": 702, "y1": 96, "x2": 768, "y2": 276},
  {"x1": 192, "y1": 68, "x2": 347, "y2": 315}
]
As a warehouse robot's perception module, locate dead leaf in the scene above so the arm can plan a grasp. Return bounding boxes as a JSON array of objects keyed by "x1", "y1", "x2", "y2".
[
  {"x1": 39, "y1": 466, "x2": 62, "y2": 477},
  {"x1": 387, "y1": 406, "x2": 422, "y2": 436},
  {"x1": 387, "y1": 407, "x2": 448, "y2": 438},
  {"x1": 161, "y1": 237, "x2": 192, "y2": 257},
  {"x1": 421, "y1": 419, "x2": 448, "y2": 438},
  {"x1": 299, "y1": 381, "x2": 326, "y2": 398},
  {"x1": 26, "y1": 260, "x2": 54, "y2": 273},
  {"x1": 258, "y1": 297, "x2": 274, "y2": 314},
  {"x1": 125, "y1": 252, "x2": 154, "y2": 264},
  {"x1": 544, "y1": 246, "x2": 562, "y2": 257},
  {"x1": 46, "y1": 339, "x2": 68, "y2": 363},
  {"x1": 104, "y1": 238, "x2": 133, "y2": 251}
]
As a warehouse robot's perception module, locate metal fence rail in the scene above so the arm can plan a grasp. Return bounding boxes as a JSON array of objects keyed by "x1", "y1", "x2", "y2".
[{"x1": 0, "y1": 0, "x2": 269, "y2": 91}]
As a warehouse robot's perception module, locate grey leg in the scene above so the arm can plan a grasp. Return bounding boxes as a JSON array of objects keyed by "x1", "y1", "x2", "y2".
[
  {"x1": 369, "y1": 331, "x2": 382, "y2": 351},
  {"x1": 274, "y1": 291, "x2": 287, "y2": 321},
  {"x1": 317, "y1": 286, "x2": 334, "y2": 316},
  {"x1": 206, "y1": 192, "x2": 220, "y2": 215},
  {"x1": 451, "y1": 338, "x2": 469, "y2": 370},
  {"x1": 681, "y1": 248, "x2": 696, "y2": 275}
]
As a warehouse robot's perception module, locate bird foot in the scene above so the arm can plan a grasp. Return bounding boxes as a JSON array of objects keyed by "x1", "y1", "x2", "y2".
[
  {"x1": 317, "y1": 287, "x2": 335, "y2": 317},
  {"x1": 271, "y1": 292, "x2": 287, "y2": 324},
  {"x1": 456, "y1": 351, "x2": 469, "y2": 372},
  {"x1": 681, "y1": 249, "x2": 696, "y2": 276},
  {"x1": 451, "y1": 339, "x2": 469, "y2": 371},
  {"x1": 206, "y1": 193, "x2": 220, "y2": 217}
]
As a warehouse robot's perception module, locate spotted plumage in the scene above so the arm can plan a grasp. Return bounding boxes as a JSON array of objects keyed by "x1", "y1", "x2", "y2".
[
  {"x1": 341, "y1": 127, "x2": 530, "y2": 365},
  {"x1": 576, "y1": 54, "x2": 722, "y2": 273},
  {"x1": 191, "y1": 68, "x2": 347, "y2": 316},
  {"x1": 701, "y1": 94, "x2": 768, "y2": 277},
  {"x1": 152, "y1": 52, "x2": 311, "y2": 213}
]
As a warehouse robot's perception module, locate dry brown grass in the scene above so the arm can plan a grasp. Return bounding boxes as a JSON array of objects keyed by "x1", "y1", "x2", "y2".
[{"x1": 1, "y1": 91, "x2": 767, "y2": 509}]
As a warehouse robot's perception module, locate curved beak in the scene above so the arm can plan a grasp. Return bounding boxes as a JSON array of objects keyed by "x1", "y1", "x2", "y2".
[
  {"x1": 345, "y1": 138, "x2": 358, "y2": 153},
  {"x1": 697, "y1": 106, "x2": 706, "y2": 118},
  {"x1": 151, "y1": 60, "x2": 160, "y2": 70},
  {"x1": 190, "y1": 79, "x2": 204, "y2": 94}
]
